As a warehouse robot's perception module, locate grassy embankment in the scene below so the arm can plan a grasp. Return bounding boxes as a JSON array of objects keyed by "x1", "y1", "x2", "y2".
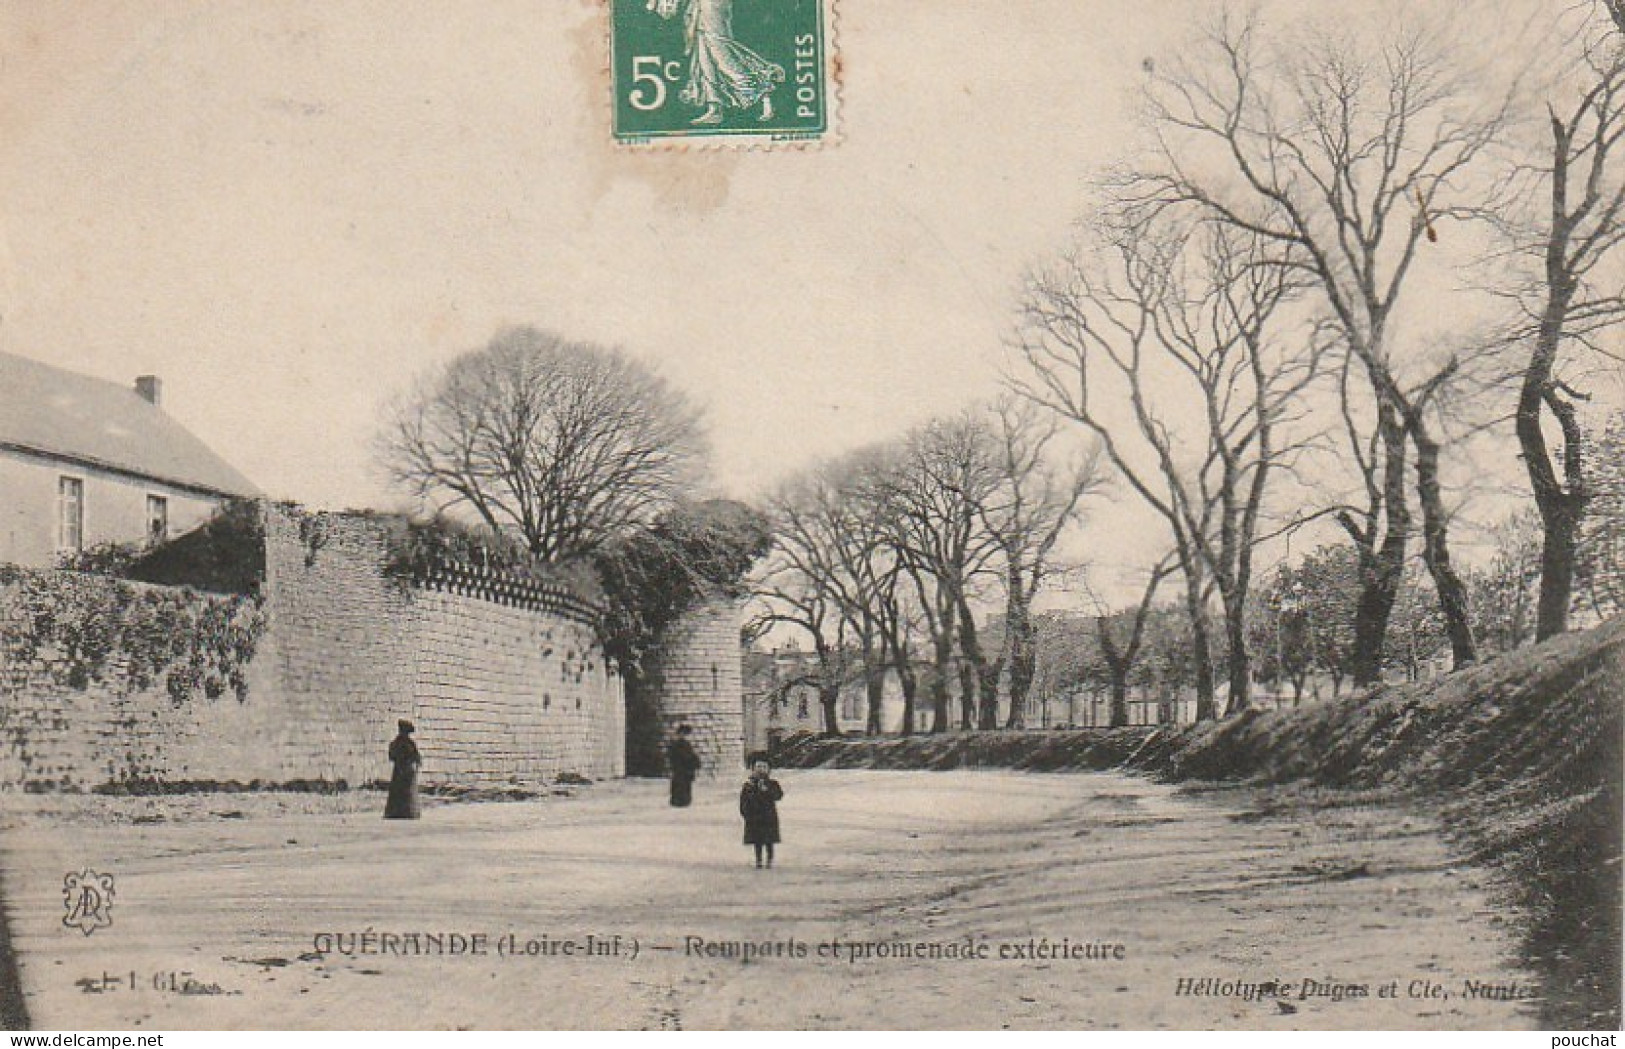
[{"x1": 774, "y1": 618, "x2": 1625, "y2": 1030}]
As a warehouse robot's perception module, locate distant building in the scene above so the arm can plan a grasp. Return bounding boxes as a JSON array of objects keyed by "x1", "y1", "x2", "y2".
[
  {"x1": 0, "y1": 352, "x2": 259, "y2": 567},
  {"x1": 742, "y1": 645, "x2": 921, "y2": 752}
]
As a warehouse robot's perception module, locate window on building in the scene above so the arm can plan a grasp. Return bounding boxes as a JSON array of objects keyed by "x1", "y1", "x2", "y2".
[
  {"x1": 146, "y1": 495, "x2": 169, "y2": 544},
  {"x1": 57, "y1": 477, "x2": 84, "y2": 553},
  {"x1": 796, "y1": 692, "x2": 809, "y2": 719}
]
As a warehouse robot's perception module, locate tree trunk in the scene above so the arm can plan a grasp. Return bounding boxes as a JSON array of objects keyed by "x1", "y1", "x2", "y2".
[
  {"x1": 1190, "y1": 620, "x2": 1216, "y2": 721},
  {"x1": 1351, "y1": 549, "x2": 1402, "y2": 687},
  {"x1": 1180, "y1": 567, "x2": 1218, "y2": 721},
  {"x1": 1108, "y1": 678, "x2": 1130, "y2": 728},
  {"x1": 1411, "y1": 422, "x2": 1477, "y2": 670},
  {"x1": 978, "y1": 660, "x2": 1002, "y2": 729},
  {"x1": 1099, "y1": 615, "x2": 1133, "y2": 728},
  {"x1": 864, "y1": 663, "x2": 885, "y2": 736},
  {"x1": 957, "y1": 659, "x2": 977, "y2": 730},
  {"x1": 956, "y1": 602, "x2": 999, "y2": 730},
  {"x1": 893, "y1": 651, "x2": 918, "y2": 736},
  {"x1": 1223, "y1": 592, "x2": 1251, "y2": 715},
  {"x1": 1536, "y1": 501, "x2": 1583, "y2": 638},
  {"x1": 929, "y1": 631, "x2": 953, "y2": 733},
  {"x1": 819, "y1": 683, "x2": 841, "y2": 737},
  {"x1": 928, "y1": 670, "x2": 949, "y2": 733},
  {"x1": 1004, "y1": 615, "x2": 1037, "y2": 729},
  {"x1": 1002, "y1": 562, "x2": 1037, "y2": 729},
  {"x1": 1520, "y1": 295, "x2": 1588, "y2": 639},
  {"x1": 1351, "y1": 409, "x2": 1410, "y2": 687}
]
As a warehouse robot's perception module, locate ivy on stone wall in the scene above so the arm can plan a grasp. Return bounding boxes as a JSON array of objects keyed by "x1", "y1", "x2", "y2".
[
  {"x1": 0, "y1": 568, "x2": 267, "y2": 702},
  {"x1": 131, "y1": 499, "x2": 266, "y2": 594},
  {"x1": 55, "y1": 498, "x2": 266, "y2": 596},
  {"x1": 55, "y1": 543, "x2": 141, "y2": 577},
  {"x1": 592, "y1": 499, "x2": 773, "y2": 675}
]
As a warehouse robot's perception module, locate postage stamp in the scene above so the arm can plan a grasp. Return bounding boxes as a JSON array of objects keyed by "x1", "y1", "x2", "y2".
[{"x1": 610, "y1": 0, "x2": 833, "y2": 145}]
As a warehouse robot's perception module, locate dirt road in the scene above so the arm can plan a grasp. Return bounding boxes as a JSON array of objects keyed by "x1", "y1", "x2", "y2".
[{"x1": 0, "y1": 770, "x2": 1542, "y2": 1030}]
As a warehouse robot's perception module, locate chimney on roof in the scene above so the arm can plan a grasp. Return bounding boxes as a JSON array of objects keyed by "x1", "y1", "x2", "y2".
[{"x1": 134, "y1": 375, "x2": 162, "y2": 407}]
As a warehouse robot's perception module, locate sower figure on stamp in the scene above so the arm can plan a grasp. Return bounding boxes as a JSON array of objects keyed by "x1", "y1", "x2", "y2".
[
  {"x1": 667, "y1": 724, "x2": 702, "y2": 807},
  {"x1": 739, "y1": 756, "x2": 784, "y2": 868},
  {"x1": 649, "y1": 0, "x2": 784, "y2": 125},
  {"x1": 384, "y1": 719, "x2": 421, "y2": 820}
]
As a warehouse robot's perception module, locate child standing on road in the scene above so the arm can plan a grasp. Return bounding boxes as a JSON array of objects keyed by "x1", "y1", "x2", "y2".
[{"x1": 739, "y1": 757, "x2": 784, "y2": 869}]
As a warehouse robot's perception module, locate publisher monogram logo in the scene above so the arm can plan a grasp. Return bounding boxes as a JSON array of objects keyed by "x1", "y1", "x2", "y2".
[{"x1": 62, "y1": 870, "x2": 114, "y2": 936}]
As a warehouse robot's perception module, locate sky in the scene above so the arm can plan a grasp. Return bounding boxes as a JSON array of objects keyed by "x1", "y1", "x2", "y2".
[{"x1": 0, "y1": 0, "x2": 1617, "y2": 599}]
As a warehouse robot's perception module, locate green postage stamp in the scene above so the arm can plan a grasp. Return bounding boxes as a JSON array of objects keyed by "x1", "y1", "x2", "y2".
[{"x1": 610, "y1": 0, "x2": 833, "y2": 145}]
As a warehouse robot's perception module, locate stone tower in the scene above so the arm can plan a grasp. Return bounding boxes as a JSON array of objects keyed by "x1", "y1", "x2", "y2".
[{"x1": 631, "y1": 595, "x2": 744, "y2": 777}]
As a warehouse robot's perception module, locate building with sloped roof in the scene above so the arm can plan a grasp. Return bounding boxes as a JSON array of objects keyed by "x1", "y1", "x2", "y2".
[{"x1": 0, "y1": 351, "x2": 260, "y2": 567}]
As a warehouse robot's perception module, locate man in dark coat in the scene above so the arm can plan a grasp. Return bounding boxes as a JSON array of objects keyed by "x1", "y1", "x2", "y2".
[
  {"x1": 666, "y1": 724, "x2": 701, "y2": 807},
  {"x1": 384, "y1": 719, "x2": 421, "y2": 819},
  {"x1": 739, "y1": 757, "x2": 784, "y2": 868}
]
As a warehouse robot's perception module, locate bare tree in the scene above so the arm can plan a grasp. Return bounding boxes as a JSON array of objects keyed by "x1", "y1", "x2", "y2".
[
  {"x1": 974, "y1": 397, "x2": 1105, "y2": 728},
  {"x1": 382, "y1": 327, "x2": 706, "y2": 561},
  {"x1": 899, "y1": 554, "x2": 959, "y2": 734},
  {"x1": 810, "y1": 452, "x2": 902, "y2": 736},
  {"x1": 759, "y1": 447, "x2": 938, "y2": 737},
  {"x1": 1091, "y1": 557, "x2": 1176, "y2": 728},
  {"x1": 1016, "y1": 217, "x2": 1316, "y2": 718},
  {"x1": 1127, "y1": 8, "x2": 1511, "y2": 676},
  {"x1": 878, "y1": 414, "x2": 1002, "y2": 732},
  {"x1": 756, "y1": 471, "x2": 867, "y2": 736},
  {"x1": 1326, "y1": 336, "x2": 1412, "y2": 686},
  {"x1": 1498, "y1": 27, "x2": 1625, "y2": 638},
  {"x1": 870, "y1": 551, "x2": 923, "y2": 735},
  {"x1": 868, "y1": 474, "x2": 961, "y2": 736},
  {"x1": 845, "y1": 447, "x2": 926, "y2": 734}
]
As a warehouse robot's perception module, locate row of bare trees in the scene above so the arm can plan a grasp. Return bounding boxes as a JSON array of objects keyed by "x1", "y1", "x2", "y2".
[
  {"x1": 1017, "y1": 3, "x2": 1625, "y2": 714},
  {"x1": 1015, "y1": 9, "x2": 1491, "y2": 711},
  {"x1": 754, "y1": 399, "x2": 1103, "y2": 735},
  {"x1": 1015, "y1": 220, "x2": 1320, "y2": 718},
  {"x1": 762, "y1": 4, "x2": 1625, "y2": 734}
]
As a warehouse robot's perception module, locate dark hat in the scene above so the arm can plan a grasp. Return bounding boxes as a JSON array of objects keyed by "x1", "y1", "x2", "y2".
[
  {"x1": 676, "y1": 724, "x2": 692, "y2": 735},
  {"x1": 398, "y1": 719, "x2": 415, "y2": 734}
]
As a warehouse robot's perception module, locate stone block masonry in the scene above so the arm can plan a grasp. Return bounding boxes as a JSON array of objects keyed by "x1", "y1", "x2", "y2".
[
  {"x1": 0, "y1": 636, "x2": 288, "y2": 791},
  {"x1": 0, "y1": 504, "x2": 628, "y2": 791},
  {"x1": 253, "y1": 505, "x2": 628, "y2": 786},
  {"x1": 408, "y1": 588, "x2": 623, "y2": 785},
  {"x1": 644, "y1": 596, "x2": 745, "y2": 777},
  {"x1": 256, "y1": 505, "x2": 419, "y2": 784}
]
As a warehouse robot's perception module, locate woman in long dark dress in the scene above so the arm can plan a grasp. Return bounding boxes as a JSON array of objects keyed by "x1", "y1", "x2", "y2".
[
  {"x1": 384, "y1": 719, "x2": 421, "y2": 820},
  {"x1": 739, "y1": 758, "x2": 784, "y2": 868},
  {"x1": 667, "y1": 724, "x2": 702, "y2": 807}
]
